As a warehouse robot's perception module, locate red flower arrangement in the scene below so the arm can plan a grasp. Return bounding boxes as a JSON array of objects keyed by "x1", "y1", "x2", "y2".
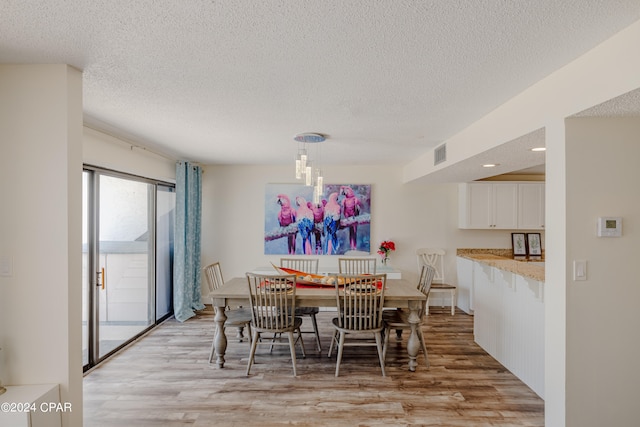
[{"x1": 377, "y1": 240, "x2": 396, "y2": 264}]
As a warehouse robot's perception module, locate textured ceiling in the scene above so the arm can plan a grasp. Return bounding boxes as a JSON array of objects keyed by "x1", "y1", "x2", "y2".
[
  {"x1": 573, "y1": 87, "x2": 640, "y2": 117},
  {"x1": 1, "y1": 1, "x2": 639, "y2": 170}
]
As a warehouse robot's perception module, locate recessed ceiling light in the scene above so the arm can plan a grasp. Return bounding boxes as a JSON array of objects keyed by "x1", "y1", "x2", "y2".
[
  {"x1": 482, "y1": 163, "x2": 498, "y2": 168},
  {"x1": 530, "y1": 147, "x2": 546, "y2": 152}
]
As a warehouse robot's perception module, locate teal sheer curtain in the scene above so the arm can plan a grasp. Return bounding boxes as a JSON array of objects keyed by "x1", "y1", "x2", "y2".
[{"x1": 173, "y1": 161, "x2": 205, "y2": 322}]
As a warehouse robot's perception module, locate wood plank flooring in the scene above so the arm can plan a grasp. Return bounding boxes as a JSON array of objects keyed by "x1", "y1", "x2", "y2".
[{"x1": 83, "y1": 307, "x2": 544, "y2": 426}]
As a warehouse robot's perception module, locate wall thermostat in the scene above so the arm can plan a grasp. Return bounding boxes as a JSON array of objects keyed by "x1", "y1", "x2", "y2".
[{"x1": 597, "y1": 217, "x2": 622, "y2": 237}]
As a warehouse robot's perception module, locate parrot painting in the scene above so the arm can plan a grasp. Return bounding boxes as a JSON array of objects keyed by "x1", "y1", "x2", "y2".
[
  {"x1": 296, "y1": 196, "x2": 315, "y2": 254},
  {"x1": 323, "y1": 192, "x2": 341, "y2": 255},
  {"x1": 340, "y1": 186, "x2": 362, "y2": 251},
  {"x1": 277, "y1": 193, "x2": 296, "y2": 254},
  {"x1": 308, "y1": 200, "x2": 325, "y2": 254}
]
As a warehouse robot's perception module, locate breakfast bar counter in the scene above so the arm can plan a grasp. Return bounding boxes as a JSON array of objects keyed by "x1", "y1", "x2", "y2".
[
  {"x1": 456, "y1": 248, "x2": 545, "y2": 399},
  {"x1": 457, "y1": 248, "x2": 544, "y2": 282}
]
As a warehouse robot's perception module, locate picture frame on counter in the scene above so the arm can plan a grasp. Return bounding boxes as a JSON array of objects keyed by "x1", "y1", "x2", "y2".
[
  {"x1": 527, "y1": 233, "x2": 542, "y2": 256},
  {"x1": 511, "y1": 232, "x2": 527, "y2": 256}
]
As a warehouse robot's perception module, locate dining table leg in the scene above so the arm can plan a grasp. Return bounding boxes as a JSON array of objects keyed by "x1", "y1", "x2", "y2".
[
  {"x1": 213, "y1": 305, "x2": 228, "y2": 368},
  {"x1": 406, "y1": 305, "x2": 421, "y2": 372}
]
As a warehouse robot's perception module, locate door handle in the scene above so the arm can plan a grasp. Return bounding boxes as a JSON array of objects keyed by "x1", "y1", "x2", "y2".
[{"x1": 97, "y1": 268, "x2": 105, "y2": 290}]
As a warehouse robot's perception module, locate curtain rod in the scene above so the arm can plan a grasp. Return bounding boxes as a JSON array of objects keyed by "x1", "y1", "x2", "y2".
[{"x1": 84, "y1": 123, "x2": 178, "y2": 162}]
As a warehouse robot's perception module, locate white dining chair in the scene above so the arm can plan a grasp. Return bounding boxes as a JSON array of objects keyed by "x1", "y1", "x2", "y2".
[
  {"x1": 416, "y1": 248, "x2": 457, "y2": 315},
  {"x1": 280, "y1": 258, "x2": 322, "y2": 351},
  {"x1": 203, "y1": 262, "x2": 252, "y2": 363},
  {"x1": 245, "y1": 273, "x2": 306, "y2": 377},
  {"x1": 338, "y1": 257, "x2": 377, "y2": 275},
  {"x1": 327, "y1": 273, "x2": 387, "y2": 377}
]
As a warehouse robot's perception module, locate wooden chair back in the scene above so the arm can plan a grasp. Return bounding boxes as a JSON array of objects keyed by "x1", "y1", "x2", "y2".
[
  {"x1": 280, "y1": 258, "x2": 319, "y2": 274},
  {"x1": 246, "y1": 273, "x2": 297, "y2": 332},
  {"x1": 203, "y1": 262, "x2": 224, "y2": 293},
  {"x1": 416, "y1": 248, "x2": 446, "y2": 284},
  {"x1": 338, "y1": 257, "x2": 377, "y2": 275},
  {"x1": 334, "y1": 274, "x2": 386, "y2": 331},
  {"x1": 417, "y1": 264, "x2": 436, "y2": 318}
]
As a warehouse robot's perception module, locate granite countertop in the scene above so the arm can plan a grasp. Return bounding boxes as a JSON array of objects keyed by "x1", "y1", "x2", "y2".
[{"x1": 457, "y1": 248, "x2": 545, "y2": 282}]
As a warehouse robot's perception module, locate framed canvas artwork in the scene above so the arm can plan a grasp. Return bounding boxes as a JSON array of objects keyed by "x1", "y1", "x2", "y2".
[{"x1": 264, "y1": 183, "x2": 371, "y2": 255}]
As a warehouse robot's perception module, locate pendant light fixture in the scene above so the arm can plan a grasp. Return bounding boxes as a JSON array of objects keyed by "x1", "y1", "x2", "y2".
[{"x1": 294, "y1": 133, "x2": 326, "y2": 204}]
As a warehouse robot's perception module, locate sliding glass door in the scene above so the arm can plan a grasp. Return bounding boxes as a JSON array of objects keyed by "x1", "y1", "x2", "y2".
[
  {"x1": 156, "y1": 184, "x2": 175, "y2": 321},
  {"x1": 83, "y1": 168, "x2": 175, "y2": 370}
]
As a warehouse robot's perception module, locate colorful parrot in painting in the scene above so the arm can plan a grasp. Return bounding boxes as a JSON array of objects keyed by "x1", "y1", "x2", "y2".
[
  {"x1": 277, "y1": 194, "x2": 296, "y2": 254},
  {"x1": 340, "y1": 186, "x2": 362, "y2": 251},
  {"x1": 308, "y1": 200, "x2": 325, "y2": 254},
  {"x1": 323, "y1": 192, "x2": 341, "y2": 255},
  {"x1": 296, "y1": 196, "x2": 315, "y2": 255}
]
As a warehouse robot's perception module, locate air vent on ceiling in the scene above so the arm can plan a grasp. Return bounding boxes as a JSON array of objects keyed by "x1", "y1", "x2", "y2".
[{"x1": 434, "y1": 143, "x2": 446, "y2": 165}]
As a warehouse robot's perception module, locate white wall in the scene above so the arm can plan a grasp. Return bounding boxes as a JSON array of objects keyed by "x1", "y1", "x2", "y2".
[
  {"x1": 564, "y1": 118, "x2": 640, "y2": 426},
  {"x1": 543, "y1": 119, "x2": 567, "y2": 425},
  {"x1": 83, "y1": 126, "x2": 176, "y2": 183},
  {"x1": 0, "y1": 65, "x2": 83, "y2": 427},
  {"x1": 201, "y1": 163, "x2": 522, "y2": 304}
]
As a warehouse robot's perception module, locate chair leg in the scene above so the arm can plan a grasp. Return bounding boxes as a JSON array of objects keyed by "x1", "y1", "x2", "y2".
[
  {"x1": 450, "y1": 289, "x2": 456, "y2": 316},
  {"x1": 246, "y1": 329, "x2": 259, "y2": 376},
  {"x1": 235, "y1": 326, "x2": 246, "y2": 342},
  {"x1": 375, "y1": 331, "x2": 386, "y2": 377},
  {"x1": 335, "y1": 331, "x2": 346, "y2": 377},
  {"x1": 295, "y1": 328, "x2": 306, "y2": 358},
  {"x1": 270, "y1": 333, "x2": 280, "y2": 353},
  {"x1": 327, "y1": 329, "x2": 338, "y2": 357},
  {"x1": 310, "y1": 313, "x2": 322, "y2": 352},
  {"x1": 382, "y1": 326, "x2": 390, "y2": 362},
  {"x1": 287, "y1": 331, "x2": 298, "y2": 377},
  {"x1": 426, "y1": 295, "x2": 430, "y2": 315}
]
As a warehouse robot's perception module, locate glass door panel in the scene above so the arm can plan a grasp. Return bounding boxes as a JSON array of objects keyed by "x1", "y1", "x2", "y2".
[
  {"x1": 156, "y1": 185, "x2": 175, "y2": 321},
  {"x1": 82, "y1": 171, "x2": 91, "y2": 368},
  {"x1": 83, "y1": 167, "x2": 174, "y2": 370},
  {"x1": 97, "y1": 175, "x2": 154, "y2": 358}
]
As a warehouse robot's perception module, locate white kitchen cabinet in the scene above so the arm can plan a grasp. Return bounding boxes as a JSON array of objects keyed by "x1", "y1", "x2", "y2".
[
  {"x1": 518, "y1": 183, "x2": 545, "y2": 230},
  {"x1": 458, "y1": 182, "x2": 518, "y2": 229}
]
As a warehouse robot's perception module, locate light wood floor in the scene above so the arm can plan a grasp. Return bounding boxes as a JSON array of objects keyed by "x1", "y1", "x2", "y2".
[{"x1": 83, "y1": 307, "x2": 544, "y2": 426}]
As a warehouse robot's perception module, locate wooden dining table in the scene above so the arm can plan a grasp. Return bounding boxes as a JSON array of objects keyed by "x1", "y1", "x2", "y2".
[{"x1": 208, "y1": 276, "x2": 427, "y2": 372}]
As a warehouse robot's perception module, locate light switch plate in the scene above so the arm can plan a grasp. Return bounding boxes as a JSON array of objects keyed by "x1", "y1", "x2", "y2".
[
  {"x1": 0, "y1": 255, "x2": 12, "y2": 277},
  {"x1": 573, "y1": 260, "x2": 587, "y2": 281}
]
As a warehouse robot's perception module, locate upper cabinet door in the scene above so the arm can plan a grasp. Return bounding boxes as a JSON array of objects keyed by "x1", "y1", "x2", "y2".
[
  {"x1": 492, "y1": 183, "x2": 519, "y2": 229},
  {"x1": 459, "y1": 182, "x2": 541, "y2": 230},
  {"x1": 459, "y1": 182, "x2": 518, "y2": 229},
  {"x1": 464, "y1": 182, "x2": 493, "y2": 228},
  {"x1": 518, "y1": 183, "x2": 545, "y2": 230}
]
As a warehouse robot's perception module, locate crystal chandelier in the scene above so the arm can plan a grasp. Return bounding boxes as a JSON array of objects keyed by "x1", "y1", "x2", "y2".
[{"x1": 294, "y1": 133, "x2": 325, "y2": 204}]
